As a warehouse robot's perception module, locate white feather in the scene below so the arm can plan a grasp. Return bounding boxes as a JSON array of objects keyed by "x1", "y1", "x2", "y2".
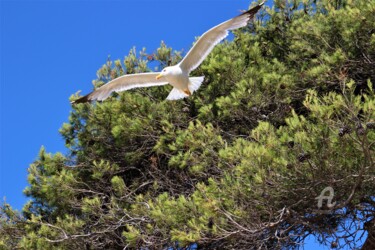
[
  {"x1": 188, "y1": 76, "x2": 205, "y2": 93},
  {"x1": 179, "y1": 2, "x2": 264, "y2": 73},
  {"x1": 166, "y1": 88, "x2": 189, "y2": 100}
]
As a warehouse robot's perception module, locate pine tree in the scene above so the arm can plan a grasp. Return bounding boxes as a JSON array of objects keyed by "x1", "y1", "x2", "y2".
[{"x1": 1, "y1": 0, "x2": 374, "y2": 249}]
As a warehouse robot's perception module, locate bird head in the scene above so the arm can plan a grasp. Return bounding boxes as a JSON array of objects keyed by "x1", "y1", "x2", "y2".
[{"x1": 156, "y1": 67, "x2": 171, "y2": 80}]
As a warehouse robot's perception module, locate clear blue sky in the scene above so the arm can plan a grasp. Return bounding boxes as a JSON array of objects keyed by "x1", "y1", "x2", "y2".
[{"x1": 0, "y1": 0, "x2": 328, "y2": 248}]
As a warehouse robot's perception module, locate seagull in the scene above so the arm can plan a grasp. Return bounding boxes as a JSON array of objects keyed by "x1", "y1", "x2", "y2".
[{"x1": 72, "y1": 1, "x2": 264, "y2": 104}]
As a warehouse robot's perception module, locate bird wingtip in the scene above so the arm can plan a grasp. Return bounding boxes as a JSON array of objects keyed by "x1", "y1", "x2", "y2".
[
  {"x1": 256, "y1": 1, "x2": 266, "y2": 8},
  {"x1": 240, "y1": 1, "x2": 265, "y2": 16},
  {"x1": 71, "y1": 94, "x2": 91, "y2": 104}
]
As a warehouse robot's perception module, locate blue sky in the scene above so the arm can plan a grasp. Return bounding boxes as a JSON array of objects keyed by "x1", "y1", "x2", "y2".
[
  {"x1": 0, "y1": 0, "x2": 329, "y2": 248},
  {"x1": 1, "y1": 0, "x2": 254, "y2": 209}
]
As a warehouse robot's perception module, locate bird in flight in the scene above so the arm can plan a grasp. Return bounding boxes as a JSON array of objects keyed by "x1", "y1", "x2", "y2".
[{"x1": 72, "y1": 1, "x2": 264, "y2": 104}]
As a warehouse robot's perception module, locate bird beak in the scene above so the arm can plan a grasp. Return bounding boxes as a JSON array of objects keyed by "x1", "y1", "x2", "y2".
[{"x1": 156, "y1": 74, "x2": 162, "y2": 80}]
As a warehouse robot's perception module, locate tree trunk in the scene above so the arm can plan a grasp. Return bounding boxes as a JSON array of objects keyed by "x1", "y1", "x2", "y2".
[{"x1": 361, "y1": 219, "x2": 375, "y2": 250}]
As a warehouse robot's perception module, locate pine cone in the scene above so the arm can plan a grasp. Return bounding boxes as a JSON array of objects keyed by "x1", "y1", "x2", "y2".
[
  {"x1": 366, "y1": 122, "x2": 375, "y2": 130},
  {"x1": 338, "y1": 125, "x2": 351, "y2": 137},
  {"x1": 298, "y1": 153, "x2": 310, "y2": 162}
]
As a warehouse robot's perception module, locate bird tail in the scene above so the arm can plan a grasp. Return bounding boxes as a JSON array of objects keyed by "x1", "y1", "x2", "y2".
[
  {"x1": 188, "y1": 76, "x2": 205, "y2": 94},
  {"x1": 166, "y1": 76, "x2": 205, "y2": 100},
  {"x1": 166, "y1": 88, "x2": 189, "y2": 100}
]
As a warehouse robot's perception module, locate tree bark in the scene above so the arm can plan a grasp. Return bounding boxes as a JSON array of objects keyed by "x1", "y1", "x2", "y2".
[{"x1": 361, "y1": 219, "x2": 375, "y2": 250}]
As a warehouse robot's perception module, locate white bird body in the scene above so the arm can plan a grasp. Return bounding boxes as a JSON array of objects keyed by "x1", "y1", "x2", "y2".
[
  {"x1": 157, "y1": 65, "x2": 203, "y2": 100},
  {"x1": 72, "y1": 1, "x2": 264, "y2": 104},
  {"x1": 160, "y1": 65, "x2": 188, "y2": 91}
]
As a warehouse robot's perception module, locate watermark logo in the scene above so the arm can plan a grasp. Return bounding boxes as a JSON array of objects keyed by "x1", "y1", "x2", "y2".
[{"x1": 315, "y1": 186, "x2": 336, "y2": 209}]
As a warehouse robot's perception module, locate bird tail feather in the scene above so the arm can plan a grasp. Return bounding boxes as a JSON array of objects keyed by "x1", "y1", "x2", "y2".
[
  {"x1": 188, "y1": 76, "x2": 205, "y2": 93},
  {"x1": 166, "y1": 88, "x2": 189, "y2": 100},
  {"x1": 165, "y1": 76, "x2": 204, "y2": 100}
]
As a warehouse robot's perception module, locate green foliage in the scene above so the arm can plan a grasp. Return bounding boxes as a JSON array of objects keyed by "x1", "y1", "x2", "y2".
[
  {"x1": 1, "y1": 0, "x2": 374, "y2": 249},
  {"x1": 156, "y1": 120, "x2": 224, "y2": 176}
]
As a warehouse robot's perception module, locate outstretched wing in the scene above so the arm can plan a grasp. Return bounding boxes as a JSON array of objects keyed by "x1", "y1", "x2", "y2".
[
  {"x1": 178, "y1": 2, "x2": 264, "y2": 73},
  {"x1": 72, "y1": 72, "x2": 169, "y2": 103}
]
